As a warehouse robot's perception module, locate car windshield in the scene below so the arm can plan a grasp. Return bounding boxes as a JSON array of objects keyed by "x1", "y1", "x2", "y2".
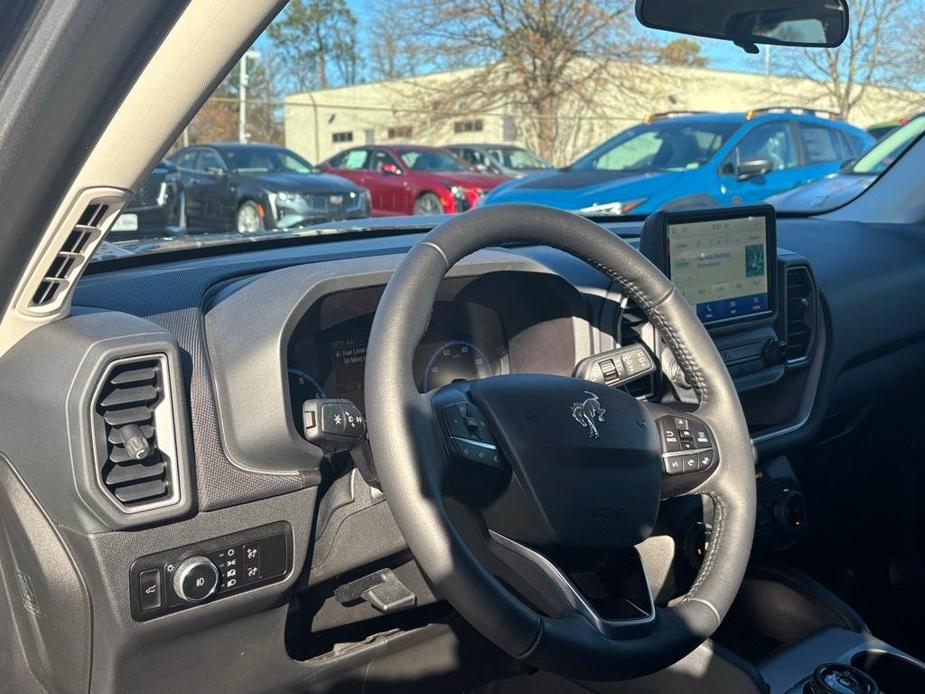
[
  {"x1": 850, "y1": 117, "x2": 925, "y2": 175},
  {"x1": 488, "y1": 147, "x2": 550, "y2": 170},
  {"x1": 222, "y1": 147, "x2": 317, "y2": 174},
  {"x1": 95, "y1": 0, "x2": 921, "y2": 261},
  {"x1": 400, "y1": 149, "x2": 470, "y2": 172},
  {"x1": 571, "y1": 120, "x2": 741, "y2": 173}
]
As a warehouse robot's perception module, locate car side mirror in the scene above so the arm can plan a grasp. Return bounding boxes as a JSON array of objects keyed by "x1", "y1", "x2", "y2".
[
  {"x1": 736, "y1": 158, "x2": 773, "y2": 179},
  {"x1": 381, "y1": 163, "x2": 402, "y2": 176}
]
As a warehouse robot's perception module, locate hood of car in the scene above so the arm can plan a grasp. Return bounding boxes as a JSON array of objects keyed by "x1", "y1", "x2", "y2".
[
  {"x1": 767, "y1": 173, "x2": 877, "y2": 212},
  {"x1": 233, "y1": 171, "x2": 362, "y2": 193},
  {"x1": 485, "y1": 169, "x2": 684, "y2": 208}
]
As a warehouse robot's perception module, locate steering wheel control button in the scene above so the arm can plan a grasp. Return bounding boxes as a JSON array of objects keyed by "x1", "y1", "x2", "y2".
[
  {"x1": 173, "y1": 556, "x2": 219, "y2": 603},
  {"x1": 138, "y1": 568, "x2": 162, "y2": 611},
  {"x1": 657, "y1": 419, "x2": 681, "y2": 452},
  {"x1": 452, "y1": 437, "x2": 502, "y2": 467},
  {"x1": 658, "y1": 415, "x2": 717, "y2": 477},
  {"x1": 697, "y1": 450, "x2": 714, "y2": 470}
]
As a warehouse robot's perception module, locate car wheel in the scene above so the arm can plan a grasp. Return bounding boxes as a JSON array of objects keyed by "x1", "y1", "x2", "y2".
[
  {"x1": 413, "y1": 192, "x2": 444, "y2": 215},
  {"x1": 236, "y1": 200, "x2": 264, "y2": 233}
]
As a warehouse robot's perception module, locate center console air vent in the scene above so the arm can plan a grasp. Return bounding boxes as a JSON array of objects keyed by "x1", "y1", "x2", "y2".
[
  {"x1": 92, "y1": 355, "x2": 180, "y2": 511},
  {"x1": 784, "y1": 265, "x2": 816, "y2": 363}
]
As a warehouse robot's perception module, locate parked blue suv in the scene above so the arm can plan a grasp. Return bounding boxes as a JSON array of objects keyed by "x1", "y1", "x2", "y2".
[{"x1": 481, "y1": 108, "x2": 874, "y2": 215}]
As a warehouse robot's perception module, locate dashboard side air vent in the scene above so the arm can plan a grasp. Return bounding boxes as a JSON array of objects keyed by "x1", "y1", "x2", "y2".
[
  {"x1": 784, "y1": 265, "x2": 816, "y2": 363},
  {"x1": 29, "y1": 203, "x2": 109, "y2": 310},
  {"x1": 92, "y1": 355, "x2": 181, "y2": 511}
]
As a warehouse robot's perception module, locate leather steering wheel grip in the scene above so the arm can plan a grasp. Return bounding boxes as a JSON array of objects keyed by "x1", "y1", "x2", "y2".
[{"x1": 364, "y1": 204, "x2": 757, "y2": 680}]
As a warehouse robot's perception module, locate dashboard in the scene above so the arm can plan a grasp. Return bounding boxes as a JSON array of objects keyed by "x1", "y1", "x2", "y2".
[{"x1": 4, "y1": 209, "x2": 924, "y2": 693}]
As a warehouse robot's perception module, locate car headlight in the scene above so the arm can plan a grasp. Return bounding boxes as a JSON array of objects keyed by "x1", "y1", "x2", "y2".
[
  {"x1": 276, "y1": 191, "x2": 300, "y2": 203},
  {"x1": 575, "y1": 198, "x2": 647, "y2": 216}
]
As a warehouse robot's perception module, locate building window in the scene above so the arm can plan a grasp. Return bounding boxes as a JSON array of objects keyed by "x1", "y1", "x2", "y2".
[
  {"x1": 332, "y1": 131, "x2": 354, "y2": 144},
  {"x1": 387, "y1": 125, "x2": 413, "y2": 139},
  {"x1": 453, "y1": 119, "x2": 484, "y2": 134}
]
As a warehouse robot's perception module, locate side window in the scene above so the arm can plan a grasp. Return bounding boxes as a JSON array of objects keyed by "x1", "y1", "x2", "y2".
[
  {"x1": 798, "y1": 124, "x2": 843, "y2": 164},
  {"x1": 844, "y1": 131, "x2": 869, "y2": 157},
  {"x1": 735, "y1": 122, "x2": 797, "y2": 171},
  {"x1": 198, "y1": 150, "x2": 226, "y2": 172},
  {"x1": 338, "y1": 149, "x2": 369, "y2": 170},
  {"x1": 173, "y1": 149, "x2": 199, "y2": 170},
  {"x1": 369, "y1": 150, "x2": 400, "y2": 172}
]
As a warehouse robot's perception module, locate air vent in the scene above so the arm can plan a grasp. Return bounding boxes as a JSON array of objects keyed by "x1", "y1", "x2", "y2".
[
  {"x1": 93, "y1": 355, "x2": 180, "y2": 511},
  {"x1": 785, "y1": 266, "x2": 816, "y2": 363},
  {"x1": 28, "y1": 203, "x2": 109, "y2": 310}
]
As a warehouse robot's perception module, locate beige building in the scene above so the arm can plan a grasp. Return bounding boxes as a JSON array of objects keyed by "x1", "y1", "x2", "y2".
[{"x1": 284, "y1": 63, "x2": 922, "y2": 166}]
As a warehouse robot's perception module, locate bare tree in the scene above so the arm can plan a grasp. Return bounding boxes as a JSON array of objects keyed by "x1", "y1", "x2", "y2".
[
  {"x1": 382, "y1": 0, "x2": 661, "y2": 162},
  {"x1": 657, "y1": 39, "x2": 708, "y2": 68},
  {"x1": 268, "y1": 0, "x2": 361, "y2": 91},
  {"x1": 367, "y1": 15, "x2": 423, "y2": 81},
  {"x1": 782, "y1": 0, "x2": 913, "y2": 119}
]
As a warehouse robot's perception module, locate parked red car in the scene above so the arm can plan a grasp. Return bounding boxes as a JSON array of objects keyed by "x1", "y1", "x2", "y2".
[{"x1": 321, "y1": 145, "x2": 508, "y2": 216}]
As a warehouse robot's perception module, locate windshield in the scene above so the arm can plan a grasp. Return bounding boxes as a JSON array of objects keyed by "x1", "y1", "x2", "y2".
[
  {"x1": 222, "y1": 147, "x2": 316, "y2": 174},
  {"x1": 400, "y1": 149, "x2": 470, "y2": 172},
  {"x1": 487, "y1": 147, "x2": 550, "y2": 170},
  {"x1": 850, "y1": 117, "x2": 925, "y2": 175},
  {"x1": 96, "y1": 0, "x2": 919, "y2": 261},
  {"x1": 571, "y1": 120, "x2": 740, "y2": 172}
]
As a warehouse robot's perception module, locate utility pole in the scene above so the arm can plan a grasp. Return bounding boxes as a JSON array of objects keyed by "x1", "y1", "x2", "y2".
[
  {"x1": 238, "y1": 49, "x2": 261, "y2": 143},
  {"x1": 764, "y1": 44, "x2": 772, "y2": 76}
]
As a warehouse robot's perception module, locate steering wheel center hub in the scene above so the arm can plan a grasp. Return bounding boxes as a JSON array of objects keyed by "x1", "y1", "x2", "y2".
[{"x1": 469, "y1": 374, "x2": 663, "y2": 548}]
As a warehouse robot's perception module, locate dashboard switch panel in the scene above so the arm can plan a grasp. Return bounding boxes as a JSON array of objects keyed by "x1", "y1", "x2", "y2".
[{"x1": 129, "y1": 521, "x2": 291, "y2": 621}]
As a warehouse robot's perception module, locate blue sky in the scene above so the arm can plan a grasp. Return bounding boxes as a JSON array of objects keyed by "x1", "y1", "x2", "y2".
[{"x1": 256, "y1": 0, "x2": 789, "y2": 84}]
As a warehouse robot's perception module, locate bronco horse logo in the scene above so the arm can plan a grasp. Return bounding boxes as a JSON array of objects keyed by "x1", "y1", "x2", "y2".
[{"x1": 571, "y1": 391, "x2": 606, "y2": 440}]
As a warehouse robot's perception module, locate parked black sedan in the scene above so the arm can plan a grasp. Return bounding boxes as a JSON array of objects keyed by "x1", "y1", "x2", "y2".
[{"x1": 166, "y1": 143, "x2": 371, "y2": 233}]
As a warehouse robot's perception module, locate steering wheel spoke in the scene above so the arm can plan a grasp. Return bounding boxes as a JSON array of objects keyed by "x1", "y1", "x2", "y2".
[{"x1": 485, "y1": 531, "x2": 656, "y2": 637}]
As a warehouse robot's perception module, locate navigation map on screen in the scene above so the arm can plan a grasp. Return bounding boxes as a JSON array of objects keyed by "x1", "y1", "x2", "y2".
[{"x1": 667, "y1": 215, "x2": 769, "y2": 323}]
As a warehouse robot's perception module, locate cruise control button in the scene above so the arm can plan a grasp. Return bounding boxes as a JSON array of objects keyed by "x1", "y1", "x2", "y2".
[
  {"x1": 443, "y1": 403, "x2": 470, "y2": 437},
  {"x1": 453, "y1": 437, "x2": 502, "y2": 468}
]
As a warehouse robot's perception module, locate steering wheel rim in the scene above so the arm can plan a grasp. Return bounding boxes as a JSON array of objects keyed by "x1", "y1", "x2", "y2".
[{"x1": 364, "y1": 204, "x2": 756, "y2": 681}]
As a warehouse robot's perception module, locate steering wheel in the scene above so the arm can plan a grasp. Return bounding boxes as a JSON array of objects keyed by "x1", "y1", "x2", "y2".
[{"x1": 364, "y1": 204, "x2": 756, "y2": 681}]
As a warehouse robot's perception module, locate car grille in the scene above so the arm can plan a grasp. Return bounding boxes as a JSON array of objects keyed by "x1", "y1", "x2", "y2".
[
  {"x1": 130, "y1": 173, "x2": 168, "y2": 209},
  {"x1": 303, "y1": 193, "x2": 361, "y2": 214}
]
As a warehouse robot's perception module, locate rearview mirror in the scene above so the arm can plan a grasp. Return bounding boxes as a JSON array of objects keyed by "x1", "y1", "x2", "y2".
[
  {"x1": 635, "y1": 0, "x2": 848, "y2": 52},
  {"x1": 737, "y1": 158, "x2": 773, "y2": 179},
  {"x1": 205, "y1": 166, "x2": 226, "y2": 176}
]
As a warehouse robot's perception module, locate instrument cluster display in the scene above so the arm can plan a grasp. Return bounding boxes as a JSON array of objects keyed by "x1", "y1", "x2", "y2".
[{"x1": 288, "y1": 292, "x2": 507, "y2": 414}]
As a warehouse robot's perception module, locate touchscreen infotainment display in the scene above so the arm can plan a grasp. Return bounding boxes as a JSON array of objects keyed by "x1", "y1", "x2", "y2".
[{"x1": 665, "y1": 214, "x2": 771, "y2": 324}]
